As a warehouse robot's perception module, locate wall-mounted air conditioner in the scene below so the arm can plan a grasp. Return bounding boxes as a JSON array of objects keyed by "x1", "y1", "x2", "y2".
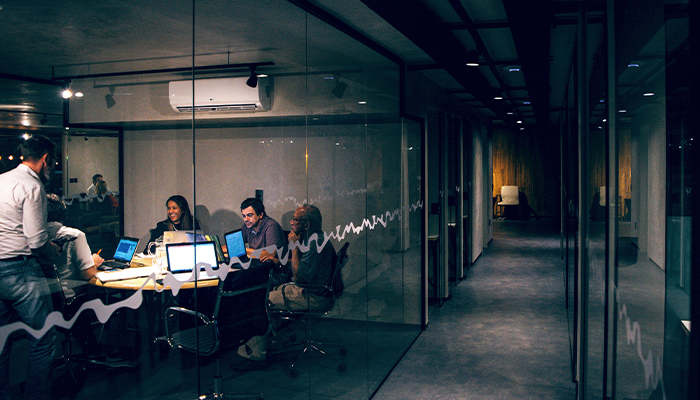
[{"x1": 168, "y1": 76, "x2": 272, "y2": 112}]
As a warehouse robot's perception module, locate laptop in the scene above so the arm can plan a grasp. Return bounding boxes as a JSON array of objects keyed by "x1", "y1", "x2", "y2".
[
  {"x1": 224, "y1": 229, "x2": 248, "y2": 263},
  {"x1": 163, "y1": 230, "x2": 206, "y2": 245},
  {"x1": 165, "y1": 241, "x2": 219, "y2": 280},
  {"x1": 100, "y1": 236, "x2": 140, "y2": 270}
]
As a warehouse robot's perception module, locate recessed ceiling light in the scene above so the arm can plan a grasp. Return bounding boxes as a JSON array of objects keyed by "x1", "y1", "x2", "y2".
[
  {"x1": 523, "y1": 101, "x2": 530, "y2": 105},
  {"x1": 643, "y1": 92, "x2": 654, "y2": 97},
  {"x1": 358, "y1": 101, "x2": 366, "y2": 104},
  {"x1": 627, "y1": 60, "x2": 645, "y2": 68},
  {"x1": 503, "y1": 65, "x2": 521, "y2": 72},
  {"x1": 507, "y1": 112, "x2": 514, "y2": 115},
  {"x1": 74, "y1": 92, "x2": 84, "y2": 98},
  {"x1": 619, "y1": 109, "x2": 627, "y2": 113},
  {"x1": 61, "y1": 89, "x2": 72, "y2": 99}
]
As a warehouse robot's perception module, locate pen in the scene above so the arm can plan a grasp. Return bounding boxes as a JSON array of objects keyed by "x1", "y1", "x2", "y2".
[{"x1": 97, "y1": 249, "x2": 102, "y2": 255}]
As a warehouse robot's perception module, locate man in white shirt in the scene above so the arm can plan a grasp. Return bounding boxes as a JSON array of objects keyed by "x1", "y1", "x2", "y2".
[
  {"x1": 86, "y1": 173, "x2": 106, "y2": 197},
  {"x1": 0, "y1": 134, "x2": 60, "y2": 400},
  {"x1": 46, "y1": 194, "x2": 104, "y2": 299}
]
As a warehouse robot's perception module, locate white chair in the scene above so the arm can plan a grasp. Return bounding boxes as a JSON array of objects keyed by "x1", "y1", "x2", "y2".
[{"x1": 497, "y1": 186, "x2": 520, "y2": 219}]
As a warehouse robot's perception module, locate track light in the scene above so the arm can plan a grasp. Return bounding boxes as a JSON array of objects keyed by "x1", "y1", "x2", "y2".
[
  {"x1": 331, "y1": 77, "x2": 347, "y2": 99},
  {"x1": 105, "y1": 86, "x2": 116, "y2": 108},
  {"x1": 246, "y1": 67, "x2": 258, "y2": 88}
]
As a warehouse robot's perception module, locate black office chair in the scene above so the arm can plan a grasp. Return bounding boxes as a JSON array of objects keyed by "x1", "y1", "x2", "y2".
[
  {"x1": 157, "y1": 266, "x2": 271, "y2": 399},
  {"x1": 268, "y1": 241, "x2": 349, "y2": 378},
  {"x1": 41, "y1": 259, "x2": 133, "y2": 389}
]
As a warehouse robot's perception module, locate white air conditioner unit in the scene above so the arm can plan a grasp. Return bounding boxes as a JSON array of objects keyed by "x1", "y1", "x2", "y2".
[{"x1": 168, "y1": 76, "x2": 272, "y2": 112}]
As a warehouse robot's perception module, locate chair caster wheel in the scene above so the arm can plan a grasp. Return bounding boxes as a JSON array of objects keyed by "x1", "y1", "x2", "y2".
[
  {"x1": 340, "y1": 347, "x2": 347, "y2": 356},
  {"x1": 338, "y1": 363, "x2": 347, "y2": 372},
  {"x1": 290, "y1": 368, "x2": 299, "y2": 378}
]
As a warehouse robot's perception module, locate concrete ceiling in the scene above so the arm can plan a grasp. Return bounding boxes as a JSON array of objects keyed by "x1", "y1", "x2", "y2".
[{"x1": 0, "y1": 0, "x2": 584, "y2": 135}]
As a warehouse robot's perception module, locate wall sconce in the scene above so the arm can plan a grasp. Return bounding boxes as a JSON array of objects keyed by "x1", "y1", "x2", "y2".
[{"x1": 105, "y1": 86, "x2": 116, "y2": 108}]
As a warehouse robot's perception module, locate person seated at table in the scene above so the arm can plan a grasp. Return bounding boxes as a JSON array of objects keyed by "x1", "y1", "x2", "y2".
[
  {"x1": 232, "y1": 204, "x2": 336, "y2": 370},
  {"x1": 147, "y1": 194, "x2": 200, "y2": 249},
  {"x1": 86, "y1": 173, "x2": 105, "y2": 197},
  {"x1": 90, "y1": 180, "x2": 119, "y2": 216},
  {"x1": 46, "y1": 193, "x2": 105, "y2": 355},
  {"x1": 239, "y1": 197, "x2": 288, "y2": 283}
]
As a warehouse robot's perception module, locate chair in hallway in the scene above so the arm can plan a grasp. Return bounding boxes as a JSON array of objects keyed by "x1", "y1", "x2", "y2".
[
  {"x1": 497, "y1": 185, "x2": 521, "y2": 219},
  {"x1": 268, "y1": 242, "x2": 349, "y2": 378},
  {"x1": 157, "y1": 266, "x2": 271, "y2": 399}
]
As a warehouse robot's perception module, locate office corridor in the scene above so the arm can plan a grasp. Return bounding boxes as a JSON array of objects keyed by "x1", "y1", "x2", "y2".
[{"x1": 372, "y1": 219, "x2": 576, "y2": 399}]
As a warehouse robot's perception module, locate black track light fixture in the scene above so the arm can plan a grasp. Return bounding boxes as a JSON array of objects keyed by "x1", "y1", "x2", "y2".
[{"x1": 246, "y1": 67, "x2": 258, "y2": 88}]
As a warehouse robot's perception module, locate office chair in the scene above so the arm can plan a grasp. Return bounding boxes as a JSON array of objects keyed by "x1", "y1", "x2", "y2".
[
  {"x1": 268, "y1": 241, "x2": 349, "y2": 378},
  {"x1": 497, "y1": 185, "x2": 520, "y2": 219},
  {"x1": 157, "y1": 267, "x2": 270, "y2": 399},
  {"x1": 41, "y1": 260, "x2": 133, "y2": 388}
]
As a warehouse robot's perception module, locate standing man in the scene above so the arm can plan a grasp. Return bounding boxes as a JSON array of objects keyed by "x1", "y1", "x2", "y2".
[
  {"x1": 240, "y1": 197, "x2": 287, "y2": 265},
  {"x1": 0, "y1": 134, "x2": 60, "y2": 400}
]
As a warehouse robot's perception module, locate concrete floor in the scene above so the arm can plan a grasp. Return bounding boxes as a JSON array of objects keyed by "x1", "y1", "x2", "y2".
[{"x1": 372, "y1": 219, "x2": 576, "y2": 400}]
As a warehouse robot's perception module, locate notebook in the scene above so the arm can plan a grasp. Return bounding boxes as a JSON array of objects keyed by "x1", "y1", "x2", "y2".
[
  {"x1": 224, "y1": 229, "x2": 248, "y2": 262},
  {"x1": 165, "y1": 241, "x2": 219, "y2": 281},
  {"x1": 100, "y1": 237, "x2": 140, "y2": 270}
]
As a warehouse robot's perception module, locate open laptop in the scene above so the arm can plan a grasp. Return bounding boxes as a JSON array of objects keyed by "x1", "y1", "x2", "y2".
[
  {"x1": 224, "y1": 229, "x2": 248, "y2": 263},
  {"x1": 100, "y1": 236, "x2": 140, "y2": 270},
  {"x1": 165, "y1": 241, "x2": 219, "y2": 280},
  {"x1": 163, "y1": 230, "x2": 205, "y2": 245}
]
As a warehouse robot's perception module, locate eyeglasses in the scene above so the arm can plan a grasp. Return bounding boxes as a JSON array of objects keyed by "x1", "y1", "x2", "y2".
[{"x1": 291, "y1": 218, "x2": 307, "y2": 223}]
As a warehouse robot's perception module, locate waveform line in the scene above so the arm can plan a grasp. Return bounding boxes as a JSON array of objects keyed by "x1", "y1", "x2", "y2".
[
  {"x1": 614, "y1": 285, "x2": 666, "y2": 399},
  {"x1": 0, "y1": 200, "x2": 422, "y2": 350}
]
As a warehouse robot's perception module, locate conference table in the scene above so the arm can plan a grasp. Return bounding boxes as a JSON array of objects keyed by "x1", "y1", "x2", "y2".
[{"x1": 88, "y1": 255, "x2": 271, "y2": 367}]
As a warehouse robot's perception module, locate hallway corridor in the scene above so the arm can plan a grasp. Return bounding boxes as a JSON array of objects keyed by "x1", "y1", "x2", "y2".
[{"x1": 373, "y1": 219, "x2": 576, "y2": 399}]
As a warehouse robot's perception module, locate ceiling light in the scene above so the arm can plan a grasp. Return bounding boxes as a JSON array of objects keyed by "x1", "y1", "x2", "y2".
[
  {"x1": 507, "y1": 111, "x2": 514, "y2": 115},
  {"x1": 619, "y1": 109, "x2": 627, "y2": 113},
  {"x1": 74, "y1": 92, "x2": 83, "y2": 98},
  {"x1": 331, "y1": 76, "x2": 347, "y2": 99},
  {"x1": 61, "y1": 89, "x2": 72, "y2": 99},
  {"x1": 627, "y1": 61, "x2": 645, "y2": 68},
  {"x1": 246, "y1": 66, "x2": 258, "y2": 88},
  {"x1": 643, "y1": 92, "x2": 654, "y2": 96},
  {"x1": 105, "y1": 86, "x2": 116, "y2": 108},
  {"x1": 503, "y1": 64, "x2": 521, "y2": 73},
  {"x1": 466, "y1": 50, "x2": 479, "y2": 67},
  {"x1": 517, "y1": 120, "x2": 523, "y2": 124},
  {"x1": 358, "y1": 101, "x2": 367, "y2": 104}
]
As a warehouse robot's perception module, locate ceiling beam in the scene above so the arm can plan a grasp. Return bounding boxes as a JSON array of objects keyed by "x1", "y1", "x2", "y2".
[
  {"x1": 502, "y1": 0, "x2": 551, "y2": 131},
  {"x1": 360, "y1": 0, "x2": 513, "y2": 123}
]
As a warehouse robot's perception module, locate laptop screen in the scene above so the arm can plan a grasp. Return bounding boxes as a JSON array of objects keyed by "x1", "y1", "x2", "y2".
[
  {"x1": 224, "y1": 229, "x2": 246, "y2": 259},
  {"x1": 113, "y1": 237, "x2": 139, "y2": 262},
  {"x1": 166, "y1": 241, "x2": 219, "y2": 274}
]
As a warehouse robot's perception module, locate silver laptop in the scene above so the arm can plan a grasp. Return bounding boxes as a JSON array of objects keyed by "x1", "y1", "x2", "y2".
[{"x1": 165, "y1": 241, "x2": 219, "y2": 280}]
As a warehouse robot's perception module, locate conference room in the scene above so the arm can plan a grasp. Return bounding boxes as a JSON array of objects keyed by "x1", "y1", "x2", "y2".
[{"x1": 0, "y1": 1, "x2": 423, "y2": 399}]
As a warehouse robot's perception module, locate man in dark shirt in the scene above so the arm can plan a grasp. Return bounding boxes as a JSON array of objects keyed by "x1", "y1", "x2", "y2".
[{"x1": 240, "y1": 197, "x2": 287, "y2": 265}]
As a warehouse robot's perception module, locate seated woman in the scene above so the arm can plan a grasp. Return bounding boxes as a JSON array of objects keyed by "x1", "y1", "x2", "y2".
[{"x1": 147, "y1": 195, "x2": 201, "y2": 249}]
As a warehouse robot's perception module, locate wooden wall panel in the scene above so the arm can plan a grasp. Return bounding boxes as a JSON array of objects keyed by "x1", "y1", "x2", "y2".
[{"x1": 492, "y1": 127, "x2": 560, "y2": 218}]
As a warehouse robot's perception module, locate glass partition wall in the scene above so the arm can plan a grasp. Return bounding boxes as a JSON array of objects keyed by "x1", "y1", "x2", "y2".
[
  {"x1": 0, "y1": 1, "x2": 421, "y2": 399},
  {"x1": 563, "y1": 1, "x2": 695, "y2": 398}
]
